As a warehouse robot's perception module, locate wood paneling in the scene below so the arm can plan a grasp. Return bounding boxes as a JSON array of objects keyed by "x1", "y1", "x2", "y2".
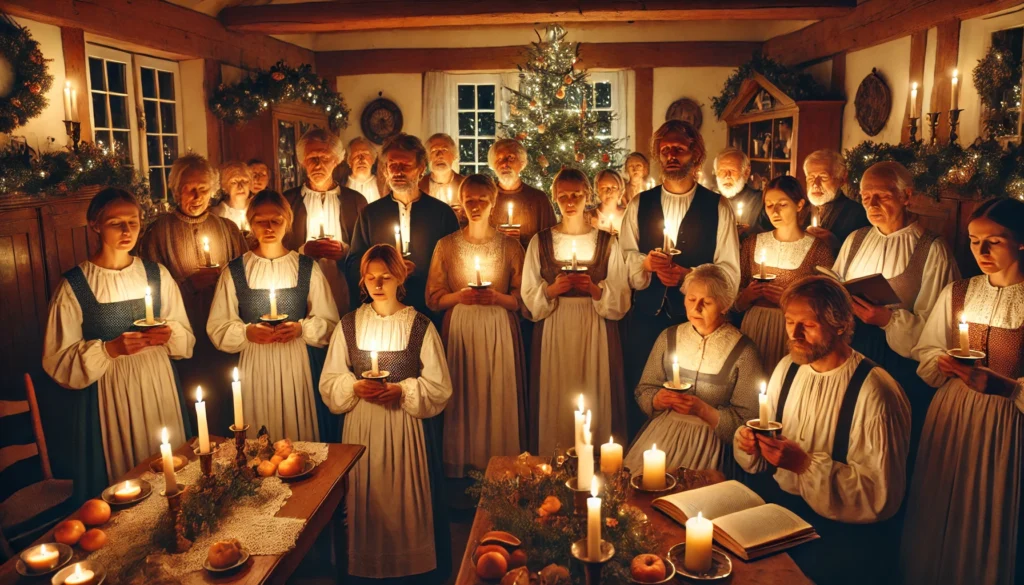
[
  {"x1": 901, "y1": 30, "x2": 928, "y2": 144},
  {"x1": 59, "y1": 27, "x2": 92, "y2": 143},
  {"x1": 38, "y1": 197, "x2": 98, "y2": 300},
  {"x1": 635, "y1": 68, "x2": 654, "y2": 155},
  {"x1": 763, "y1": 0, "x2": 1020, "y2": 66},
  {"x1": 0, "y1": 209, "x2": 47, "y2": 400},
  {"x1": 315, "y1": 41, "x2": 761, "y2": 77},
  {"x1": 222, "y1": 0, "x2": 855, "y2": 34},
  {"x1": 930, "y1": 19, "x2": 961, "y2": 145}
]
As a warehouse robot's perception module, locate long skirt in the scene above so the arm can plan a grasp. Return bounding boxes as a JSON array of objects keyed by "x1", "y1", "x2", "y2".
[
  {"x1": 740, "y1": 305, "x2": 788, "y2": 374},
  {"x1": 625, "y1": 411, "x2": 722, "y2": 472},
  {"x1": 238, "y1": 337, "x2": 320, "y2": 442}
]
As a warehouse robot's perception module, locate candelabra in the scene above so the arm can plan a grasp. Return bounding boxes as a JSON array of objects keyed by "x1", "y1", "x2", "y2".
[
  {"x1": 63, "y1": 120, "x2": 81, "y2": 153},
  {"x1": 908, "y1": 117, "x2": 920, "y2": 144},
  {"x1": 926, "y1": 113, "x2": 941, "y2": 146},
  {"x1": 949, "y1": 109, "x2": 963, "y2": 144}
]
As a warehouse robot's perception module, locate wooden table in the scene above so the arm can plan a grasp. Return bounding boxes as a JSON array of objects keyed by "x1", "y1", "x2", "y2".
[
  {"x1": 455, "y1": 456, "x2": 811, "y2": 585},
  {"x1": 0, "y1": 437, "x2": 364, "y2": 585}
]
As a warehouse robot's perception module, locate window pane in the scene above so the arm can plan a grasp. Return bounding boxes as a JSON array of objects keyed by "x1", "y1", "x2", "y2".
[
  {"x1": 478, "y1": 112, "x2": 495, "y2": 137},
  {"x1": 477, "y1": 85, "x2": 495, "y2": 110},
  {"x1": 112, "y1": 131, "x2": 131, "y2": 162},
  {"x1": 89, "y1": 58, "x2": 105, "y2": 91},
  {"x1": 158, "y1": 71, "x2": 175, "y2": 100},
  {"x1": 108, "y1": 95, "x2": 129, "y2": 129},
  {"x1": 147, "y1": 135, "x2": 161, "y2": 166},
  {"x1": 144, "y1": 100, "x2": 158, "y2": 133},
  {"x1": 457, "y1": 85, "x2": 475, "y2": 110},
  {"x1": 140, "y1": 67, "x2": 156, "y2": 99},
  {"x1": 162, "y1": 136, "x2": 179, "y2": 164},
  {"x1": 91, "y1": 93, "x2": 108, "y2": 128},
  {"x1": 106, "y1": 61, "x2": 127, "y2": 94},
  {"x1": 597, "y1": 111, "x2": 612, "y2": 136},
  {"x1": 595, "y1": 82, "x2": 612, "y2": 109},
  {"x1": 149, "y1": 167, "x2": 166, "y2": 199},
  {"x1": 458, "y1": 112, "x2": 475, "y2": 137},
  {"x1": 94, "y1": 130, "x2": 112, "y2": 149},
  {"x1": 477, "y1": 139, "x2": 493, "y2": 164},
  {"x1": 160, "y1": 102, "x2": 177, "y2": 133},
  {"x1": 459, "y1": 139, "x2": 475, "y2": 163},
  {"x1": 459, "y1": 163, "x2": 473, "y2": 175}
]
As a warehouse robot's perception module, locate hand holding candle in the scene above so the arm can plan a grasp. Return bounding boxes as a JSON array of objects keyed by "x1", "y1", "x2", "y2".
[
  {"x1": 600, "y1": 436, "x2": 622, "y2": 475},
  {"x1": 642, "y1": 443, "x2": 666, "y2": 490},
  {"x1": 684, "y1": 512, "x2": 714, "y2": 573},
  {"x1": 587, "y1": 477, "x2": 602, "y2": 560},
  {"x1": 195, "y1": 386, "x2": 210, "y2": 454},
  {"x1": 958, "y1": 313, "x2": 970, "y2": 353},
  {"x1": 160, "y1": 427, "x2": 178, "y2": 495},
  {"x1": 144, "y1": 286, "x2": 155, "y2": 324},
  {"x1": 231, "y1": 368, "x2": 244, "y2": 429},
  {"x1": 758, "y1": 381, "x2": 770, "y2": 427}
]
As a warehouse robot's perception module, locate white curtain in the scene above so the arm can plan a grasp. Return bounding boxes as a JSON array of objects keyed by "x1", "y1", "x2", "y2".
[{"x1": 423, "y1": 72, "x2": 453, "y2": 138}]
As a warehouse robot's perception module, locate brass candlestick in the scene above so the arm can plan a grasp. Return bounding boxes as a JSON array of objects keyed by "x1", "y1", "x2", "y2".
[
  {"x1": 195, "y1": 446, "x2": 215, "y2": 476},
  {"x1": 571, "y1": 539, "x2": 615, "y2": 585},
  {"x1": 926, "y1": 112, "x2": 941, "y2": 145},
  {"x1": 949, "y1": 109, "x2": 964, "y2": 144},
  {"x1": 229, "y1": 424, "x2": 249, "y2": 467},
  {"x1": 63, "y1": 120, "x2": 81, "y2": 153},
  {"x1": 162, "y1": 483, "x2": 184, "y2": 516},
  {"x1": 908, "y1": 117, "x2": 920, "y2": 144}
]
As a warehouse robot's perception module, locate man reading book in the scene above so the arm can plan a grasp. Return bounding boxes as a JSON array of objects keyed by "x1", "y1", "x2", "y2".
[{"x1": 733, "y1": 276, "x2": 910, "y2": 585}]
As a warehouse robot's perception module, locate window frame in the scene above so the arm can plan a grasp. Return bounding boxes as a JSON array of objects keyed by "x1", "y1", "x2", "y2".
[
  {"x1": 85, "y1": 44, "x2": 141, "y2": 166},
  {"x1": 133, "y1": 54, "x2": 184, "y2": 199},
  {"x1": 447, "y1": 73, "x2": 506, "y2": 176},
  {"x1": 587, "y1": 71, "x2": 627, "y2": 146}
]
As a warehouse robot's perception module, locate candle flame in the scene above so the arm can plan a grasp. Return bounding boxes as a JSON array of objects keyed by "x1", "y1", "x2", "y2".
[
  {"x1": 608, "y1": 435, "x2": 614, "y2": 445},
  {"x1": 591, "y1": 476, "x2": 600, "y2": 496},
  {"x1": 960, "y1": 312, "x2": 967, "y2": 326},
  {"x1": 40, "y1": 544, "x2": 49, "y2": 554},
  {"x1": 475, "y1": 256, "x2": 480, "y2": 270},
  {"x1": 508, "y1": 202, "x2": 513, "y2": 216},
  {"x1": 196, "y1": 386, "x2": 203, "y2": 403},
  {"x1": 161, "y1": 426, "x2": 169, "y2": 444},
  {"x1": 233, "y1": 367, "x2": 239, "y2": 382},
  {"x1": 697, "y1": 511, "x2": 704, "y2": 521},
  {"x1": 953, "y1": 69, "x2": 959, "y2": 79},
  {"x1": 760, "y1": 381, "x2": 767, "y2": 395},
  {"x1": 577, "y1": 393, "x2": 584, "y2": 413},
  {"x1": 123, "y1": 481, "x2": 130, "y2": 491},
  {"x1": 202, "y1": 235, "x2": 210, "y2": 250},
  {"x1": 394, "y1": 224, "x2": 400, "y2": 235},
  {"x1": 651, "y1": 443, "x2": 657, "y2": 451},
  {"x1": 66, "y1": 81, "x2": 71, "y2": 90},
  {"x1": 759, "y1": 248, "x2": 767, "y2": 263},
  {"x1": 673, "y1": 354, "x2": 678, "y2": 366},
  {"x1": 269, "y1": 287, "x2": 276, "y2": 298},
  {"x1": 73, "y1": 563, "x2": 85, "y2": 577},
  {"x1": 912, "y1": 81, "x2": 918, "y2": 91}
]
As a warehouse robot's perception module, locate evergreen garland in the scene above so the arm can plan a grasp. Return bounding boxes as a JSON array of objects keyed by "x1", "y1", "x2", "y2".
[
  {"x1": 210, "y1": 61, "x2": 350, "y2": 132},
  {"x1": 0, "y1": 142, "x2": 148, "y2": 198},
  {"x1": 711, "y1": 52, "x2": 832, "y2": 120},
  {"x1": 0, "y1": 16, "x2": 54, "y2": 133},
  {"x1": 972, "y1": 39, "x2": 1022, "y2": 138}
]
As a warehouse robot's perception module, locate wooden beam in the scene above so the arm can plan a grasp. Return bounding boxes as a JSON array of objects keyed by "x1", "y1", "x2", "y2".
[
  {"x1": 635, "y1": 68, "x2": 654, "y2": 155},
  {"x1": 901, "y1": 30, "x2": 927, "y2": 144},
  {"x1": 764, "y1": 0, "x2": 1019, "y2": 66},
  {"x1": 2, "y1": 0, "x2": 312, "y2": 71},
  {"x1": 203, "y1": 60, "x2": 223, "y2": 166},
  {"x1": 315, "y1": 41, "x2": 761, "y2": 77},
  {"x1": 930, "y1": 19, "x2": 961, "y2": 144},
  {"x1": 221, "y1": 0, "x2": 856, "y2": 34},
  {"x1": 59, "y1": 27, "x2": 92, "y2": 142}
]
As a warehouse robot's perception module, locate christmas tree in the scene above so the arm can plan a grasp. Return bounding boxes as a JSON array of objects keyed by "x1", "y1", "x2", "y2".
[{"x1": 500, "y1": 24, "x2": 627, "y2": 194}]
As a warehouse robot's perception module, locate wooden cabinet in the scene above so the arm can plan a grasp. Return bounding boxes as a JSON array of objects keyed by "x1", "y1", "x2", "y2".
[
  {"x1": 721, "y1": 73, "x2": 845, "y2": 186},
  {"x1": 219, "y1": 102, "x2": 328, "y2": 193}
]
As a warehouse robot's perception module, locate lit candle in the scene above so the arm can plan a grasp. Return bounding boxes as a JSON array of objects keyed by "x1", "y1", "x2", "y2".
[
  {"x1": 663, "y1": 226, "x2": 671, "y2": 252},
  {"x1": 574, "y1": 394, "x2": 585, "y2": 455},
  {"x1": 959, "y1": 313, "x2": 970, "y2": 354},
  {"x1": 587, "y1": 477, "x2": 602, "y2": 561},
  {"x1": 113, "y1": 481, "x2": 141, "y2": 502},
  {"x1": 25, "y1": 544, "x2": 59, "y2": 571},
  {"x1": 202, "y1": 236, "x2": 212, "y2": 267},
  {"x1": 683, "y1": 512, "x2": 714, "y2": 573},
  {"x1": 811, "y1": 209, "x2": 819, "y2": 228},
  {"x1": 600, "y1": 436, "x2": 622, "y2": 475},
  {"x1": 195, "y1": 386, "x2": 210, "y2": 454},
  {"x1": 269, "y1": 287, "x2": 278, "y2": 319},
  {"x1": 736, "y1": 201, "x2": 745, "y2": 221},
  {"x1": 508, "y1": 201, "x2": 514, "y2": 225},
  {"x1": 318, "y1": 211, "x2": 326, "y2": 239},
  {"x1": 370, "y1": 350, "x2": 380, "y2": 376},
  {"x1": 475, "y1": 256, "x2": 483, "y2": 286},
  {"x1": 642, "y1": 443, "x2": 666, "y2": 490},
  {"x1": 951, "y1": 69, "x2": 959, "y2": 110},
  {"x1": 672, "y1": 354, "x2": 681, "y2": 387},
  {"x1": 910, "y1": 82, "x2": 918, "y2": 118},
  {"x1": 63, "y1": 82, "x2": 72, "y2": 121},
  {"x1": 393, "y1": 224, "x2": 402, "y2": 255},
  {"x1": 160, "y1": 427, "x2": 177, "y2": 495},
  {"x1": 759, "y1": 248, "x2": 767, "y2": 279},
  {"x1": 70, "y1": 87, "x2": 78, "y2": 123},
  {"x1": 608, "y1": 214, "x2": 615, "y2": 233},
  {"x1": 758, "y1": 381, "x2": 770, "y2": 427},
  {"x1": 63, "y1": 563, "x2": 95, "y2": 585},
  {"x1": 578, "y1": 422, "x2": 594, "y2": 491},
  {"x1": 144, "y1": 285, "x2": 155, "y2": 324},
  {"x1": 231, "y1": 367, "x2": 244, "y2": 429},
  {"x1": 571, "y1": 239, "x2": 578, "y2": 270}
]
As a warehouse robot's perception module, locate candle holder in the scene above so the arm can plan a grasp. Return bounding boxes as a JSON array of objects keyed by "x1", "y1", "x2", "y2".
[
  {"x1": 15, "y1": 543, "x2": 72, "y2": 577},
  {"x1": 945, "y1": 348, "x2": 986, "y2": 364},
  {"x1": 101, "y1": 478, "x2": 152, "y2": 507},
  {"x1": 926, "y1": 112, "x2": 941, "y2": 145},
  {"x1": 50, "y1": 560, "x2": 107, "y2": 585},
  {"x1": 745, "y1": 418, "x2": 783, "y2": 439},
  {"x1": 229, "y1": 424, "x2": 249, "y2": 467},
  {"x1": 194, "y1": 444, "x2": 217, "y2": 477},
  {"x1": 570, "y1": 538, "x2": 615, "y2": 585},
  {"x1": 259, "y1": 313, "x2": 289, "y2": 325},
  {"x1": 662, "y1": 381, "x2": 692, "y2": 393},
  {"x1": 658, "y1": 247, "x2": 681, "y2": 256},
  {"x1": 467, "y1": 281, "x2": 492, "y2": 290},
  {"x1": 565, "y1": 477, "x2": 593, "y2": 516},
  {"x1": 667, "y1": 543, "x2": 733, "y2": 581},
  {"x1": 361, "y1": 370, "x2": 390, "y2": 382},
  {"x1": 605, "y1": 466, "x2": 632, "y2": 495},
  {"x1": 630, "y1": 473, "x2": 678, "y2": 494},
  {"x1": 161, "y1": 483, "x2": 185, "y2": 516},
  {"x1": 63, "y1": 120, "x2": 81, "y2": 153},
  {"x1": 907, "y1": 116, "x2": 920, "y2": 144},
  {"x1": 564, "y1": 446, "x2": 579, "y2": 477},
  {"x1": 561, "y1": 264, "x2": 589, "y2": 273},
  {"x1": 753, "y1": 273, "x2": 777, "y2": 283},
  {"x1": 949, "y1": 108, "x2": 964, "y2": 144}
]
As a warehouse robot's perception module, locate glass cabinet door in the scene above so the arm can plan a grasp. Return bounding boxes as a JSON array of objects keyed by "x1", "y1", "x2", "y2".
[{"x1": 277, "y1": 120, "x2": 298, "y2": 192}]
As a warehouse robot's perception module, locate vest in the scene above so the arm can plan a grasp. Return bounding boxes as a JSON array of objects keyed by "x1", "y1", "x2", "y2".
[
  {"x1": 842, "y1": 226, "x2": 938, "y2": 311},
  {"x1": 536, "y1": 228, "x2": 612, "y2": 297},
  {"x1": 64, "y1": 260, "x2": 163, "y2": 341},
  {"x1": 227, "y1": 254, "x2": 314, "y2": 323},
  {"x1": 340, "y1": 310, "x2": 430, "y2": 382},
  {"x1": 952, "y1": 279, "x2": 1024, "y2": 379}
]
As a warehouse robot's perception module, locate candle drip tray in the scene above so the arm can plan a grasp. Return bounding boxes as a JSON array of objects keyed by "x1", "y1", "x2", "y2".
[
  {"x1": 753, "y1": 274, "x2": 778, "y2": 283},
  {"x1": 101, "y1": 479, "x2": 153, "y2": 507},
  {"x1": 132, "y1": 318, "x2": 167, "y2": 328},
  {"x1": 259, "y1": 313, "x2": 289, "y2": 324},
  {"x1": 745, "y1": 419, "x2": 783, "y2": 437},
  {"x1": 659, "y1": 248, "x2": 681, "y2": 256},
  {"x1": 667, "y1": 543, "x2": 732, "y2": 581},
  {"x1": 50, "y1": 559, "x2": 106, "y2": 585},
  {"x1": 630, "y1": 473, "x2": 678, "y2": 494},
  {"x1": 560, "y1": 265, "x2": 589, "y2": 273},
  {"x1": 945, "y1": 349, "x2": 986, "y2": 362},
  {"x1": 663, "y1": 381, "x2": 692, "y2": 393},
  {"x1": 16, "y1": 543, "x2": 73, "y2": 577},
  {"x1": 361, "y1": 370, "x2": 390, "y2": 381},
  {"x1": 467, "y1": 281, "x2": 492, "y2": 290}
]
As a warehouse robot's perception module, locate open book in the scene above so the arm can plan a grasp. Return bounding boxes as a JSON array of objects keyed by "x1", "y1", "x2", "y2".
[
  {"x1": 652, "y1": 480, "x2": 819, "y2": 560},
  {"x1": 815, "y1": 265, "x2": 902, "y2": 306}
]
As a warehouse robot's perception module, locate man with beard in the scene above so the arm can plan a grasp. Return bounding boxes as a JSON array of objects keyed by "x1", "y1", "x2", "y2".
[
  {"x1": 713, "y1": 147, "x2": 771, "y2": 240},
  {"x1": 419, "y1": 133, "x2": 466, "y2": 208},
  {"x1": 620, "y1": 120, "x2": 740, "y2": 439},
  {"x1": 343, "y1": 136, "x2": 383, "y2": 204},
  {"x1": 803, "y1": 149, "x2": 869, "y2": 253},
  {"x1": 284, "y1": 128, "x2": 367, "y2": 315},
  {"x1": 488, "y1": 139, "x2": 557, "y2": 250},
  {"x1": 345, "y1": 133, "x2": 460, "y2": 327},
  {"x1": 734, "y1": 275, "x2": 910, "y2": 585}
]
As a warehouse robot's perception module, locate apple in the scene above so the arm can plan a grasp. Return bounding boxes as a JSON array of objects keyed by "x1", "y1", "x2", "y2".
[
  {"x1": 54, "y1": 519, "x2": 86, "y2": 546},
  {"x1": 631, "y1": 554, "x2": 667, "y2": 583}
]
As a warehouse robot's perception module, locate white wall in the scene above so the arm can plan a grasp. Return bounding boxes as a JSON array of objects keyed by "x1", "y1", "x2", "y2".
[
  {"x1": 335, "y1": 73, "x2": 423, "y2": 144},
  {"x1": 2, "y1": 17, "x2": 69, "y2": 153},
  {"x1": 653, "y1": 67, "x2": 735, "y2": 179},
  {"x1": 842, "y1": 36, "x2": 913, "y2": 150}
]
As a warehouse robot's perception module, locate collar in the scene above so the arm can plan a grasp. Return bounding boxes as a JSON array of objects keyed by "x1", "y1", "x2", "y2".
[
  {"x1": 301, "y1": 183, "x2": 341, "y2": 197},
  {"x1": 347, "y1": 175, "x2": 375, "y2": 188},
  {"x1": 173, "y1": 208, "x2": 210, "y2": 225},
  {"x1": 389, "y1": 192, "x2": 422, "y2": 207},
  {"x1": 661, "y1": 183, "x2": 698, "y2": 199}
]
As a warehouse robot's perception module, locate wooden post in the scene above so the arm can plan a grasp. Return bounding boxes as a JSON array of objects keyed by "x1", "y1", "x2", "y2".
[
  {"x1": 203, "y1": 60, "x2": 223, "y2": 166},
  {"x1": 60, "y1": 27, "x2": 92, "y2": 143},
  {"x1": 635, "y1": 68, "x2": 654, "y2": 157},
  {"x1": 930, "y1": 19, "x2": 961, "y2": 145},
  {"x1": 902, "y1": 31, "x2": 928, "y2": 144}
]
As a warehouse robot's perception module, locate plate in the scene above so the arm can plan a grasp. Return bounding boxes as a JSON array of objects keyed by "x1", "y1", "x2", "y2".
[
  {"x1": 467, "y1": 281, "x2": 492, "y2": 290},
  {"x1": 360, "y1": 370, "x2": 390, "y2": 381},
  {"x1": 745, "y1": 419, "x2": 783, "y2": 436},
  {"x1": 203, "y1": 549, "x2": 250, "y2": 573},
  {"x1": 50, "y1": 560, "x2": 106, "y2": 585},
  {"x1": 630, "y1": 473, "x2": 678, "y2": 494},
  {"x1": 667, "y1": 543, "x2": 733, "y2": 581},
  {"x1": 276, "y1": 459, "x2": 316, "y2": 481},
  {"x1": 629, "y1": 555, "x2": 676, "y2": 584},
  {"x1": 150, "y1": 455, "x2": 186, "y2": 473},
  {"x1": 16, "y1": 543, "x2": 72, "y2": 577},
  {"x1": 132, "y1": 318, "x2": 167, "y2": 328},
  {"x1": 101, "y1": 479, "x2": 153, "y2": 507},
  {"x1": 753, "y1": 273, "x2": 777, "y2": 282},
  {"x1": 259, "y1": 313, "x2": 289, "y2": 324},
  {"x1": 663, "y1": 381, "x2": 692, "y2": 393},
  {"x1": 561, "y1": 265, "x2": 589, "y2": 273},
  {"x1": 945, "y1": 349, "x2": 986, "y2": 361}
]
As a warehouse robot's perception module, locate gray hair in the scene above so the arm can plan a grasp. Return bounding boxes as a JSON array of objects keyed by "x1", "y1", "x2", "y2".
[
  {"x1": 713, "y1": 147, "x2": 751, "y2": 176},
  {"x1": 346, "y1": 136, "x2": 377, "y2": 162},
  {"x1": 426, "y1": 133, "x2": 457, "y2": 151},
  {"x1": 297, "y1": 128, "x2": 346, "y2": 162},
  {"x1": 862, "y1": 161, "x2": 914, "y2": 202},
  {"x1": 487, "y1": 139, "x2": 528, "y2": 169},
  {"x1": 218, "y1": 161, "x2": 251, "y2": 191},
  {"x1": 802, "y1": 149, "x2": 847, "y2": 181},
  {"x1": 681, "y1": 264, "x2": 736, "y2": 310},
  {"x1": 168, "y1": 153, "x2": 217, "y2": 198}
]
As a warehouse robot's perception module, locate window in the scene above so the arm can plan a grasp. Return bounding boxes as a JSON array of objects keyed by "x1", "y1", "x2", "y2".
[
  {"x1": 587, "y1": 72, "x2": 628, "y2": 147},
  {"x1": 86, "y1": 45, "x2": 183, "y2": 198},
  {"x1": 456, "y1": 82, "x2": 498, "y2": 176}
]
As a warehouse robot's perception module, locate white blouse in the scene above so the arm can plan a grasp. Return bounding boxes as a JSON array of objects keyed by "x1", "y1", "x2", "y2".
[
  {"x1": 212, "y1": 201, "x2": 248, "y2": 231},
  {"x1": 43, "y1": 258, "x2": 194, "y2": 389},
  {"x1": 521, "y1": 228, "x2": 632, "y2": 322},
  {"x1": 619, "y1": 184, "x2": 741, "y2": 292},
  {"x1": 319, "y1": 305, "x2": 452, "y2": 418},
  {"x1": 347, "y1": 175, "x2": 381, "y2": 204},
  {"x1": 832, "y1": 221, "x2": 959, "y2": 358},
  {"x1": 752, "y1": 232, "x2": 816, "y2": 270},
  {"x1": 733, "y1": 352, "x2": 911, "y2": 523},
  {"x1": 206, "y1": 251, "x2": 338, "y2": 353},
  {"x1": 302, "y1": 185, "x2": 344, "y2": 241}
]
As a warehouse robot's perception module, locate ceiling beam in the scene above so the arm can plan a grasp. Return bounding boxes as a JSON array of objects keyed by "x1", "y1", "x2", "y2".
[
  {"x1": 221, "y1": 0, "x2": 855, "y2": 34},
  {"x1": 764, "y1": 0, "x2": 1022, "y2": 66},
  {"x1": 1, "y1": 0, "x2": 312, "y2": 70},
  {"x1": 315, "y1": 41, "x2": 762, "y2": 77}
]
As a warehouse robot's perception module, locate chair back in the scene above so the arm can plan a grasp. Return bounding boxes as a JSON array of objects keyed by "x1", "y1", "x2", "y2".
[{"x1": 0, "y1": 374, "x2": 52, "y2": 502}]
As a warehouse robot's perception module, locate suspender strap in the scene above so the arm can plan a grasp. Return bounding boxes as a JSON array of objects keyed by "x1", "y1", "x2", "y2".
[
  {"x1": 776, "y1": 362, "x2": 800, "y2": 424},
  {"x1": 843, "y1": 227, "x2": 872, "y2": 276},
  {"x1": 832, "y1": 358, "x2": 877, "y2": 465}
]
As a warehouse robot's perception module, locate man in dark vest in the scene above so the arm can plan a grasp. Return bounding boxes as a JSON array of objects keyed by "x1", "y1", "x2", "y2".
[
  {"x1": 804, "y1": 149, "x2": 869, "y2": 254},
  {"x1": 735, "y1": 275, "x2": 910, "y2": 585},
  {"x1": 620, "y1": 120, "x2": 741, "y2": 439},
  {"x1": 344, "y1": 133, "x2": 460, "y2": 328}
]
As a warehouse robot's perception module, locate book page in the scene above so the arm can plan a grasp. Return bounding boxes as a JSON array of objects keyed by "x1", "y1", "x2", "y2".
[
  {"x1": 653, "y1": 480, "x2": 765, "y2": 521},
  {"x1": 814, "y1": 265, "x2": 842, "y2": 281},
  {"x1": 714, "y1": 503, "x2": 813, "y2": 550}
]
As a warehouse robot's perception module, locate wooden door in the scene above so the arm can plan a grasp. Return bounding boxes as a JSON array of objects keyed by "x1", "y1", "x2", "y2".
[{"x1": 0, "y1": 206, "x2": 47, "y2": 399}]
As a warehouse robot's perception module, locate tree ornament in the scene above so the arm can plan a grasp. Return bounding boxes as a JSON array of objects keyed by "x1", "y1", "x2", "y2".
[
  {"x1": 564, "y1": 74, "x2": 574, "y2": 85},
  {"x1": 529, "y1": 99, "x2": 538, "y2": 110},
  {"x1": 28, "y1": 83, "x2": 41, "y2": 94},
  {"x1": 538, "y1": 154, "x2": 550, "y2": 168},
  {"x1": 271, "y1": 71, "x2": 285, "y2": 81},
  {"x1": 555, "y1": 86, "x2": 566, "y2": 100},
  {"x1": 575, "y1": 152, "x2": 585, "y2": 163},
  {"x1": 602, "y1": 152, "x2": 611, "y2": 163},
  {"x1": 510, "y1": 103, "x2": 519, "y2": 115},
  {"x1": 536, "y1": 123, "x2": 547, "y2": 134},
  {"x1": 515, "y1": 132, "x2": 527, "y2": 141}
]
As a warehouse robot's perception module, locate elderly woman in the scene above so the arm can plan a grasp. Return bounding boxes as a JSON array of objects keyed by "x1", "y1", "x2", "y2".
[
  {"x1": 247, "y1": 158, "x2": 271, "y2": 193},
  {"x1": 902, "y1": 198, "x2": 1024, "y2": 585},
  {"x1": 283, "y1": 128, "x2": 367, "y2": 316},
  {"x1": 623, "y1": 151, "x2": 653, "y2": 203},
  {"x1": 735, "y1": 176, "x2": 834, "y2": 372},
  {"x1": 591, "y1": 169, "x2": 625, "y2": 234},
  {"x1": 427, "y1": 174, "x2": 526, "y2": 477},
  {"x1": 343, "y1": 136, "x2": 382, "y2": 204},
  {"x1": 625, "y1": 264, "x2": 762, "y2": 475},
  {"x1": 803, "y1": 149, "x2": 869, "y2": 252},
  {"x1": 213, "y1": 161, "x2": 253, "y2": 231},
  {"x1": 522, "y1": 167, "x2": 631, "y2": 455},
  {"x1": 139, "y1": 153, "x2": 248, "y2": 432},
  {"x1": 321, "y1": 244, "x2": 453, "y2": 584}
]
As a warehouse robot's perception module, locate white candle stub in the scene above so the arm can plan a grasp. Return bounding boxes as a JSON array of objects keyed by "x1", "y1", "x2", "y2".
[
  {"x1": 24, "y1": 544, "x2": 59, "y2": 571},
  {"x1": 231, "y1": 367, "x2": 244, "y2": 429},
  {"x1": 600, "y1": 435, "x2": 623, "y2": 475},
  {"x1": 684, "y1": 512, "x2": 714, "y2": 573},
  {"x1": 642, "y1": 443, "x2": 666, "y2": 490},
  {"x1": 587, "y1": 477, "x2": 602, "y2": 561},
  {"x1": 114, "y1": 480, "x2": 141, "y2": 502},
  {"x1": 758, "y1": 381, "x2": 770, "y2": 428},
  {"x1": 64, "y1": 563, "x2": 95, "y2": 585},
  {"x1": 958, "y1": 313, "x2": 970, "y2": 353}
]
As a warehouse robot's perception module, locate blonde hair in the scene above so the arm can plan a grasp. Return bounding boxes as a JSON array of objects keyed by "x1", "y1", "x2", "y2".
[
  {"x1": 168, "y1": 153, "x2": 217, "y2": 199},
  {"x1": 219, "y1": 161, "x2": 252, "y2": 192},
  {"x1": 359, "y1": 244, "x2": 408, "y2": 300},
  {"x1": 459, "y1": 174, "x2": 498, "y2": 205},
  {"x1": 245, "y1": 190, "x2": 294, "y2": 236}
]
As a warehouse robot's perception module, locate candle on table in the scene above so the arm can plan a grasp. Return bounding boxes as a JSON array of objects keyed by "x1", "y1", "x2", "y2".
[
  {"x1": 642, "y1": 443, "x2": 666, "y2": 490},
  {"x1": 269, "y1": 287, "x2": 278, "y2": 319},
  {"x1": 758, "y1": 381, "x2": 770, "y2": 427},
  {"x1": 959, "y1": 313, "x2": 970, "y2": 354},
  {"x1": 318, "y1": 211, "x2": 326, "y2": 239},
  {"x1": 64, "y1": 563, "x2": 95, "y2": 585},
  {"x1": 910, "y1": 82, "x2": 919, "y2": 118},
  {"x1": 474, "y1": 256, "x2": 483, "y2": 286},
  {"x1": 684, "y1": 512, "x2": 714, "y2": 573},
  {"x1": 113, "y1": 480, "x2": 141, "y2": 502},
  {"x1": 231, "y1": 368, "x2": 244, "y2": 429},
  {"x1": 195, "y1": 386, "x2": 210, "y2": 454},
  {"x1": 571, "y1": 239, "x2": 578, "y2": 270},
  {"x1": 63, "y1": 82, "x2": 72, "y2": 121},
  {"x1": 144, "y1": 285, "x2": 155, "y2": 324},
  {"x1": 393, "y1": 224, "x2": 402, "y2": 255},
  {"x1": 600, "y1": 436, "x2": 622, "y2": 475},
  {"x1": 672, "y1": 354, "x2": 681, "y2": 387},
  {"x1": 507, "y1": 201, "x2": 514, "y2": 225},
  {"x1": 759, "y1": 248, "x2": 767, "y2": 279},
  {"x1": 370, "y1": 350, "x2": 380, "y2": 376},
  {"x1": 587, "y1": 477, "x2": 602, "y2": 561},
  {"x1": 951, "y1": 69, "x2": 959, "y2": 110},
  {"x1": 160, "y1": 427, "x2": 177, "y2": 495},
  {"x1": 202, "y1": 236, "x2": 212, "y2": 267},
  {"x1": 578, "y1": 423, "x2": 594, "y2": 492},
  {"x1": 574, "y1": 394, "x2": 585, "y2": 454},
  {"x1": 25, "y1": 544, "x2": 59, "y2": 571}
]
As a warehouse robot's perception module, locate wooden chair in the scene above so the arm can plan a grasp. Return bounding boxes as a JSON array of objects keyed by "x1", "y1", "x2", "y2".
[{"x1": 0, "y1": 374, "x2": 74, "y2": 561}]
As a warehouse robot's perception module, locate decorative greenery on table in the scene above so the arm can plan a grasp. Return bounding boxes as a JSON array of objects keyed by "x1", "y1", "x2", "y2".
[
  {"x1": 972, "y1": 37, "x2": 1023, "y2": 138},
  {"x1": 0, "y1": 16, "x2": 53, "y2": 134},
  {"x1": 156, "y1": 463, "x2": 260, "y2": 553},
  {"x1": 711, "y1": 52, "x2": 833, "y2": 120},
  {"x1": 468, "y1": 457, "x2": 661, "y2": 584},
  {"x1": 0, "y1": 141, "x2": 149, "y2": 198},
  {"x1": 210, "y1": 61, "x2": 351, "y2": 132}
]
